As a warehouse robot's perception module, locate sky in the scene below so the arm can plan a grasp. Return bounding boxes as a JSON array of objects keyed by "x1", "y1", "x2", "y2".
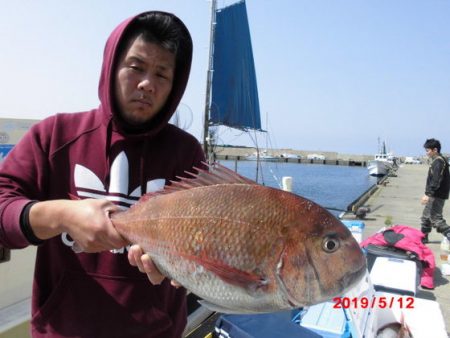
[{"x1": 0, "y1": 0, "x2": 449, "y2": 157}]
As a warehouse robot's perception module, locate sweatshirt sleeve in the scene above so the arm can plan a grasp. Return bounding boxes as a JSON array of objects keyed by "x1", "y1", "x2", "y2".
[
  {"x1": 0, "y1": 119, "x2": 52, "y2": 249},
  {"x1": 426, "y1": 157, "x2": 445, "y2": 197}
]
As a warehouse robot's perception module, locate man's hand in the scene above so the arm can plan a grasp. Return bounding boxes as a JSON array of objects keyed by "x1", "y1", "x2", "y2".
[
  {"x1": 128, "y1": 244, "x2": 165, "y2": 284},
  {"x1": 30, "y1": 199, "x2": 128, "y2": 252},
  {"x1": 421, "y1": 195, "x2": 429, "y2": 205},
  {"x1": 128, "y1": 244, "x2": 181, "y2": 288}
]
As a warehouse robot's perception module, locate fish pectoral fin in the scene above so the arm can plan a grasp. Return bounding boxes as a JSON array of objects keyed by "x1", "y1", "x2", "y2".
[
  {"x1": 184, "y1": 253, "x2": 268, "y2": 292},
  {"x1": 198, "y1": 300, "x2": 259, "y2": 314},
  {"x1": 203, "y1": 260, "x2": 267, "y2": 291}
]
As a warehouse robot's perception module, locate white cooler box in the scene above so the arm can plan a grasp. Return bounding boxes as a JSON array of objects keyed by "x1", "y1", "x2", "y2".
[{"x1": 369, "y1": 256, "x2": 418, "y2": 296}]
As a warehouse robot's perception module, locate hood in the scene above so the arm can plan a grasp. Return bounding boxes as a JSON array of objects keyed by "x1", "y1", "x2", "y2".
[{"x1": 97, "y1": 11, "x2": 193, "y2": 137}]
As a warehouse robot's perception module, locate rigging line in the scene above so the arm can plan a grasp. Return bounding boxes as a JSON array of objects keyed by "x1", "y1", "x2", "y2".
[
  {"x1": 248, "y1": 129, "x2": 264, "y2": 184},
  {"x1": 248, "y1": 130, "x2": 258, "y2": 182},
  {"x1": 259, "y1": 119, "x2": 282, "y2": 189},
  {"x1": 268, "y1": 166, "x2": 282, "y2": 190},
  {"x1": 260, "y1": 114, "x2": 286, "y2": 190},
  {"x1": 265, "y1": 123, "x2": 278, "y2": 154}
]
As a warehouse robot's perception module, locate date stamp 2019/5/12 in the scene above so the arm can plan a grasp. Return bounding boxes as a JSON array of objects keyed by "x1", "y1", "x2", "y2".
[{"x1": 332, "y1": 296, "x2": 415, "y2": 309}]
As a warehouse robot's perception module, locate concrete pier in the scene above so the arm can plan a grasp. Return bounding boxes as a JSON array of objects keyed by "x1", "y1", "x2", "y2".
[
  {"x1": 343, "y1": 164, "x2": 450, "y2": 334},
  {"x1": 214, "y1": 154, "x2": 367, "y2": 167}
]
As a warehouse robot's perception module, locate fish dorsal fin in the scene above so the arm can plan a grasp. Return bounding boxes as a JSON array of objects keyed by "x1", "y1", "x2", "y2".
[
  {"x1": 138, "y1": 162, "x2": 255, "y2": 203},
  {"x1": 171, "y1": 162, "x2": 255, "y2": 190}
]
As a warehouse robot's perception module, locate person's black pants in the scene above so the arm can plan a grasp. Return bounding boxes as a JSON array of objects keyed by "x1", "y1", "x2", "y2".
[{"x1": 421, "y1": 197, "x2": 450, "y2": 235}]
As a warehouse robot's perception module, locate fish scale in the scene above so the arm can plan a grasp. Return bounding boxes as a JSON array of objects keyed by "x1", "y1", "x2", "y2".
[{"x1": 111, "y1": 163, "x2": 367, "y2": 313}]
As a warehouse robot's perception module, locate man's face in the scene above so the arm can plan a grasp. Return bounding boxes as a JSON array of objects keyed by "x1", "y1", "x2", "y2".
[
  {"x1": 114, "y1": 35, "x2": 176, "y2": 126},
  {"x1": 425, "y1": 148, "x2": 438, "y2": 157}
]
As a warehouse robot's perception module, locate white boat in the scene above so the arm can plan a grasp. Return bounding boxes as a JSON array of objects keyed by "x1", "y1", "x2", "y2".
[
  {"x1": 246, "y1": 150, "x2": 278, "y2": 161},
  {"x1": 367, "y1": 140, "x2": 395, "y2": 176},
  {"x1": 280, "y1": 153, "x2": 301, "y2": 159},
  {"x1": 367, "y1": 159, "x2": 389, "y2": 176}
]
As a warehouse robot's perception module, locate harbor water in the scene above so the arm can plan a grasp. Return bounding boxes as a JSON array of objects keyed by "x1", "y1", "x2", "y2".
[{"x1": 220, "y1": 160, "x2": 378, "y2": 216}]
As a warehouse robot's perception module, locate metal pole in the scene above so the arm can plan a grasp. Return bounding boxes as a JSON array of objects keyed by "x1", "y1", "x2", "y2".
[{"x1": 203, "y1": 0, "x2": 217, "y2": 159}]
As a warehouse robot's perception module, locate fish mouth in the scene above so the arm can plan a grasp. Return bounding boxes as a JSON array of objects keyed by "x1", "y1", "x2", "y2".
[{"x1": 337, "y1": 260, "x2": 367, "y2": 294}]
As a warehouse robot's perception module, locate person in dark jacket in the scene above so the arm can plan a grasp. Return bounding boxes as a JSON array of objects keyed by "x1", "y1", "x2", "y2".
[
  {"x1": 0, "y1": 12, "x2": 204, "y2": 338},
  {"x1": 420, "y1": 138, "x2": 450, "y2": 243}
]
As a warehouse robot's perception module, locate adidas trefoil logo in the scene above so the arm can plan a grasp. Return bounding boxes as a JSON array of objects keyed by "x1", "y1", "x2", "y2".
[
  {"x1": 74, "y1": 151, "x2": 165, "y2": 206},
  {"x1": 61, "y1": 151, "x2": 165, "y2": 253}
]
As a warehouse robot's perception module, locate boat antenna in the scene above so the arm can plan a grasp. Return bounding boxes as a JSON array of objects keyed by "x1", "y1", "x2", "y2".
[{"x1": 203, "y1": 0, "x2": 217, "y2": 162}]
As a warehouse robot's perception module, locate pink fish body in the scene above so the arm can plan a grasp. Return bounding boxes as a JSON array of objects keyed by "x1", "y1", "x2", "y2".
[{"x1": 111, "y1": 164, "x2": 367, "y2": 313}]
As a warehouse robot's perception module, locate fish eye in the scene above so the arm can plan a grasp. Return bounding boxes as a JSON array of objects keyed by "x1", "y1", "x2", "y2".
[{"x1": 322, "y1": 236, "x2": 340, "y2": 253}]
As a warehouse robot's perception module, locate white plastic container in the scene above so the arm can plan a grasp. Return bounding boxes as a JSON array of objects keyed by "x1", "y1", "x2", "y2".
[
  {"x1": 281, "y1": 176, "x2": 292, "y2": 192},
  {"x1": 369, "y1": 257, "x2": 418, "y2": 296},
  {"x1": 441, "y1": 263, "x2": 450, "y2": 276},
  {"x1": 439, "y1": 237, "x2": 449, "y2": 262},
  {"x1": 341, "y1": 220, "x2": 365, "y2": 243}
]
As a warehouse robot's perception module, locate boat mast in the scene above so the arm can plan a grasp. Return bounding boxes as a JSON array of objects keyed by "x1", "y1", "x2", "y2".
[{"x1": 203, "y1": 0, "x2": 217, "y2": 161}]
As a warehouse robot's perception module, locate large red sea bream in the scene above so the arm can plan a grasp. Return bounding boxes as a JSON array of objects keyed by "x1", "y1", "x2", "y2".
[{"x1": 111, "y1": 163, "x2": 367, "y2": 314}]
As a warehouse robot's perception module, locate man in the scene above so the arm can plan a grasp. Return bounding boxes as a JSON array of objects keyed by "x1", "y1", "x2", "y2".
[
  {"x1": 420, "y1": 138, "x2": 450, "y2": 243},
  {"x1": 0, "y1": 12, "x2": 204, "y2": 337}
]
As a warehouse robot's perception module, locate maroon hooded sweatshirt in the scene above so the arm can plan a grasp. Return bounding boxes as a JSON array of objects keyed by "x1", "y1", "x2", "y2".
[{"x1": 0, "y1": 11, "x2": 204, "y2": 338}]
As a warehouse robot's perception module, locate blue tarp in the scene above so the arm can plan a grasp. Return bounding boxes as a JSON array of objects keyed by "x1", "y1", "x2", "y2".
[
  {"x1": 0, "y1": 144, "x2": 13, "y2": 162},
  {"x1": 215, "y1": 312, "x2": 321, "y2": 338},
  {"x1": 210, "y1": 0, "x2": 262, "y2": 131}
]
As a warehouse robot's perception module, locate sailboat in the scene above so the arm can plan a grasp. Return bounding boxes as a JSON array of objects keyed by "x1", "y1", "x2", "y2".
[
  {"x1": 202, "y1": 0, "x2": 264, "y2": 165},
  {"x1": 185, "y1": 0, "x2": 263, "y2": 334}
]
